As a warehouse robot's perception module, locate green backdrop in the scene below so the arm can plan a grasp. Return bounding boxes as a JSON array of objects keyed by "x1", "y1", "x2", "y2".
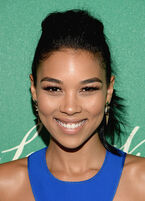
[{"x1": 0, "y1": 0, "x2": 145, "y2": 163}]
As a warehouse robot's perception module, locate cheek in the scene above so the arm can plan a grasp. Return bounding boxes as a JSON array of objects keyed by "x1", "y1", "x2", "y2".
[
  {"x1": 36, "y1": 92, "x2": 58, "y2": 116},
  {"x1": 84, "y1": 93, "x2": 106, "y2": 117}
]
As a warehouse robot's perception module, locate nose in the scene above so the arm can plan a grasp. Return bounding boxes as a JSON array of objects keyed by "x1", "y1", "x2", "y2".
[{"x1": 59, "y1": 92, "x2": 82, "y2": 115}]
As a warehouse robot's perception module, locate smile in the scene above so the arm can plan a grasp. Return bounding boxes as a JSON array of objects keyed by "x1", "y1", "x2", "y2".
[{"x1": 56, "y1": 119, "x2": 86, "y2": 129}]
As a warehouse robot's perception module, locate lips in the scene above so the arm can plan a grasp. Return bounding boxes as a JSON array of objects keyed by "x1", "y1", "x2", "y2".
[
  {"x1": 54, "y1": 118, "x2": 87, "y2": 134},
  {"x1": 55, "y1": 118, "x2": 87, "y2": 123},
  {"x1": 56, "y1": 119, "x2": 86, "y2": 129}
]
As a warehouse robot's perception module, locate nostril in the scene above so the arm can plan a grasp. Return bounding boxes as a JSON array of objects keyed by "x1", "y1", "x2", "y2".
[
  {"x1": 59, "y1": 95, "x2": 82, "y2": 115},
  {"x1": 59, "y1": 104, "x2": 82, "y2": 115}
]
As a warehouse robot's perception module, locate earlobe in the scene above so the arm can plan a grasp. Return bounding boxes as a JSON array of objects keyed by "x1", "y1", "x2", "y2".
[{"x1": 29, "y1": 74, "x2": 37, "y2": 101}]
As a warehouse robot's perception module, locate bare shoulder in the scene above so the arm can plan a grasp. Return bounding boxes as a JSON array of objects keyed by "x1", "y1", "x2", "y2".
[
  {"x1": 0, "y1": 158, "x2": 33, "y2": 201},
  {"x1": 116, "y1": 153, "x2": 145, "y2": 201},
  {"x1": 125, "y1": 153, "x2": 145, "y2": 180}
]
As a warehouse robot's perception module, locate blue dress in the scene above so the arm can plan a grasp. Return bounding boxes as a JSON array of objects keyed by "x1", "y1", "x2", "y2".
[{"x1": 28, "y1": 147, "x2": 126, "y2": 201}]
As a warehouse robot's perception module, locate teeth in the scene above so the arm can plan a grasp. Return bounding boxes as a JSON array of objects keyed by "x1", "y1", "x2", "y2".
[{"x1": 56, "y1": 120, "x2": 85, "y2": 129}]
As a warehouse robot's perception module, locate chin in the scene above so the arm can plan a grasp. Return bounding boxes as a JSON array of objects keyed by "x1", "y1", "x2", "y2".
[
  {"x1": 59, "y1": 143, "x2": 85, "y2": 152},
  {"x1": 53, "y1": 137, "x2": 89, "y2": 152}
]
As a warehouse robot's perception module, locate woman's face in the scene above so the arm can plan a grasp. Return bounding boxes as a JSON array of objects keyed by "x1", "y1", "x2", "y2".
[{"x1": 30, "y1": 48, "x2": 114, "y2": 149}]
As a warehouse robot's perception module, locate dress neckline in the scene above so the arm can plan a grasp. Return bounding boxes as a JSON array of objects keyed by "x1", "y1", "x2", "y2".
[{"x1": 42, "y1": 147, "x2": 108, "y2": 184}]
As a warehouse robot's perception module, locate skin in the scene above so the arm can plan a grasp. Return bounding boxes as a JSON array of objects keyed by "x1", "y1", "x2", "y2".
[{"x1": 0, "y1": 48, "x2": 145, "y2": 201}]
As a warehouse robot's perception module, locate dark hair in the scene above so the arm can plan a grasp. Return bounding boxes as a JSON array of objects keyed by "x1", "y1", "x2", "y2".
[{"x1": 32, "y1": 9, "x2": 125, "y2": 155}]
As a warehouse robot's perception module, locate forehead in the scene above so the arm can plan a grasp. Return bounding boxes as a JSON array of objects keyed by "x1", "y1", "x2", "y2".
[{"x1": 37, "y1": 48, "x2": 106, "y2": 82}]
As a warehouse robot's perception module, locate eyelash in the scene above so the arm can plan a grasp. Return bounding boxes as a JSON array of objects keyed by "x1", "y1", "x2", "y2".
[
  {"x1": 43, "y1": 86, "x2": 100, "y2": 93},
  {"x1": 81, "y1": 87, "x2": 100, "y2": 92},
  {"x1": 43, "y1": 86, "x2": 61, "y2": 92}
]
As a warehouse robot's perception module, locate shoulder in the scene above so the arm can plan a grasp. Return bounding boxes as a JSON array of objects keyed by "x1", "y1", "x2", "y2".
[
  {"x1": 0, "y1": 157, "x2": 28, "y2": 184},
  {"x1": 121, "y1": 153, "x2": 145, "y2": 199},
  {"x1": 114, "y1": 153, "x2": 145, "y2": 201},
  {"x1": 0, "y1": 158, "x2": 31, "y2": 201},
  {"x1": 125, "y1": 154, "x2": 145, "y2": 180}
]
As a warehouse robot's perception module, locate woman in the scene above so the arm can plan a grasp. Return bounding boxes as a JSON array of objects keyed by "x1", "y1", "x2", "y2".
[{"x1": 0, "y1": 9, "x2": 145, "y2": 201}]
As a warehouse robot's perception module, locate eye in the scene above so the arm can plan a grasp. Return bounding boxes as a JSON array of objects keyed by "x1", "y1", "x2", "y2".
[
  {"x1": 81, "y1": 86, "x2": 100, "y2": 92},
  {"x1": 43, "y1": 86, "x2": 61, "y2": 92}
]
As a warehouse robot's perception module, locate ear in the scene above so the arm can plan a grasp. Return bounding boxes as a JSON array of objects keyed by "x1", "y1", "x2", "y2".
[
  {"x1": 106, "y1": 75, "x2": 115, "y2": 104},
  {"x1": 30, "y1": 74, "x2": 37, "y2": 101}
]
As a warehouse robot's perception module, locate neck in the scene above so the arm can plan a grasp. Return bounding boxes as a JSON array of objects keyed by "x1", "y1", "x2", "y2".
[{"x1": 46, "y1": 133, "x2": 106, "y2": 174}]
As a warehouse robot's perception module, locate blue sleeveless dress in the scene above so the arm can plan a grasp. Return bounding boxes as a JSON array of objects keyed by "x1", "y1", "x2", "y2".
[{"x1": 28, "y1": 147, "x2": 126, "y2": 201}]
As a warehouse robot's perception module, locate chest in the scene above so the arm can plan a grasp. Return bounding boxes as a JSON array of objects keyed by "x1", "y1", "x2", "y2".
[
  {"x1": 23, "y1": 179, "x2": 137, "y2": 201},
  {"x1": 27, "y1": 148, "x2": 126, "y2": 201}
]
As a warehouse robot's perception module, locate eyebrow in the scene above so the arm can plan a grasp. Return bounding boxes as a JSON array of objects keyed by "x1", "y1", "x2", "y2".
[
  {"x1": 40, "y1": 76, "x2": 102, "y2": 84},
  {"x1": 80, "y1": 77, "x2": 103, "y2": 84},
  {"x1": 40, "y1": 77, "x2": 63, "y2": 84}
]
